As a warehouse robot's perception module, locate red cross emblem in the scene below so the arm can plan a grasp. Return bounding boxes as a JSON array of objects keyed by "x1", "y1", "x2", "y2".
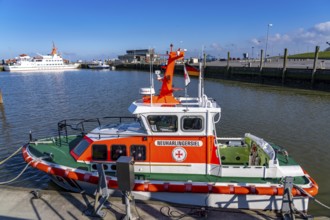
[{"x1": 172, "y1": 147, "x2": 187, "y2": 162}]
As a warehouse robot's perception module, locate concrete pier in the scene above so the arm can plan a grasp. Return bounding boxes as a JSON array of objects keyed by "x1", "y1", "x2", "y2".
[
  {"x1": 116, "y1": 61, "x2": 330, "y2": 92},
  {"x1": 0, "y1": 186, "x2": 313, "y2": 220}
]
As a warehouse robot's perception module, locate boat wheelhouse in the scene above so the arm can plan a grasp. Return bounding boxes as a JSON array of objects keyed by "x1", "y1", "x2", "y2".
[{"x1": 22, "y1": 44, "x2": 318, "y2": 212}]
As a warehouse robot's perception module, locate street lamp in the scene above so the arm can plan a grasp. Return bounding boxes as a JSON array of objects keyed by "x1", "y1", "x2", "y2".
[
  {"x1": 251, "y1": 46, "x2": 254, "y2": 60},
  {"x1": 265, "y1": 23, "x2": 273, "y2": 62}
]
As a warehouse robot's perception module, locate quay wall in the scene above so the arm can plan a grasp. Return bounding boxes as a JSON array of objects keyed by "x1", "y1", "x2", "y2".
[{"x1": 116, "y1": 63, "x2": 330, "y2": 91}]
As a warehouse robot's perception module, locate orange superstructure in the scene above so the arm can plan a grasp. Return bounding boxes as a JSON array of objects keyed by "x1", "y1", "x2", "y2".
[{"x1": 143, "y1": 44, "x2": 184, "y2": 104}]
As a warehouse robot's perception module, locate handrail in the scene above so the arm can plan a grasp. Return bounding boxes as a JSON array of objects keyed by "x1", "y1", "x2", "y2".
[{"x1": 57, "y1": 116, "x2": 137, "y2": 146}]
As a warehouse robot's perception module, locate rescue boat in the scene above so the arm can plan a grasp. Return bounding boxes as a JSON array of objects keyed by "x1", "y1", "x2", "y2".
[{"x1": 22, "y1": 44, "x2": 318, "y2": 212}]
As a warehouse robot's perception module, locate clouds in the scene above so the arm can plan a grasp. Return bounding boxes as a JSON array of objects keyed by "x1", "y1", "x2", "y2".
[
  {"x1": 314, "y1": 21, "x2": 330, "y2": 33},
  {"x1": 292, "y1": 21, "x2": 330, "y2": 47},
  {"x1": 251, "y1": 38, "x2": 262, "y2": 46},
  {"x1": 187, "y1": 21, "x2": 330, "y2": 58},
  {"x1": 248, "y1": 21, "x2": 330, "y2": 55},
  {"x1": 209, "y1": 43, "x2": 223, "y2": 52}
]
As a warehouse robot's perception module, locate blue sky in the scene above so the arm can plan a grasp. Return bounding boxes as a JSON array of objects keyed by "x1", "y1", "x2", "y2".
[{"x1": 0, "y1": 0, "x2": 329, "y2": 61}]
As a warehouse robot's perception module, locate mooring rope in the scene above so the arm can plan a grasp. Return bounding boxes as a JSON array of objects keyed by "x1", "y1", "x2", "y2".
[
  {"x1": 293, "y1": 184, "x2": 330, "y2": 210},
  {"x1": 0, "y1": 155, "x2": 50, "y2": 185},
  {"x1": 0, "y1": 161, "x2": 33, "y2": 185},
  {"x1": 0, "y1": 146, "x2": 23, "y2": 165}
]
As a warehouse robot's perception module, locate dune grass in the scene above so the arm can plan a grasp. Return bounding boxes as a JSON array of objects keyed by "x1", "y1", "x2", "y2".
[{"x1": 288, "y1": 51, "x2": 330, "y2": 59}]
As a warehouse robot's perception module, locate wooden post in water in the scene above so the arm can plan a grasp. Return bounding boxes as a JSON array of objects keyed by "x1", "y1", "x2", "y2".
[
  {"x1": 259, "y1": 49, "x2": 264, "y2": 82},
  {"x1": 311, "y1": 46, "x2": 320, "y2": 88},
  {"x1": 282, "y1": 48, "x2": 288, "y2": 85},
  {"x1": 226, "y1": 51, "x2": 230, "y2": 77},
  {"x1": 0, "y1": 89, "x2": 3, "y2": 104},
  {"x1": 259, "y1": 49, "x2": 264, "y2": 72}
]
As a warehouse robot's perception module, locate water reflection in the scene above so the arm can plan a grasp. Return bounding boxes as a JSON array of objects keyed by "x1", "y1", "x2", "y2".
[{"x1": 0, "y1": 103, "x2": 7, "y2": 125}]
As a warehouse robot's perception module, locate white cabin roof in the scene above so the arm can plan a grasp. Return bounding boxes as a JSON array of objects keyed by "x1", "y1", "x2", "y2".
[{"x1": 128, "y1": 96, "x2": 221, "y2": 115}]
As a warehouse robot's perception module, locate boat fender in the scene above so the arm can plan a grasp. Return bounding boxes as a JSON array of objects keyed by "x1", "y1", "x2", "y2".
[
  {"x1": 164, "y1": 182, "x2": 169, "y2": 191},
  {"x1": 229, "y1": 185, "x2": 234, "y2": 194},
  {"x1": 185, "y1": 182, "x2": 192, "y2": 192},
  {"x1": 271, "y1": 186, "x2": 278, "y2": 195},
  {"x1": 47, "y1": 166, "x2": 53, "y2": 174},
  {"x1": 32, "y1": 160, "x2": 40, "y2": 168},
  {"x1": 250, "y1": 185, "x2": 256, "y2": 194},
  {"x1": 207, "y1": 184, "x2": 213, "y2": 192},
  {"x1": 144, "y1": 181, "x2": 150, "y2": 191}
]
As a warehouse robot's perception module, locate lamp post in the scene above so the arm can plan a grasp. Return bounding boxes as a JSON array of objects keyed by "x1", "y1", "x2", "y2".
[
  {"x1": 265, "y1": 23, "x2": 273, "y2": 62},
  {"x1": 252, "y1": 46, "x2": 254, "y2": 60}
]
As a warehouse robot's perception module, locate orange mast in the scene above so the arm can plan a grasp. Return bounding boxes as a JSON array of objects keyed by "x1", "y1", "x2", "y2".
[
  {"x1": 51, "y1": 42, "x2": 57, "y2": 55},
  {"x1": 143, "y1": 44, "x2": 185, "y2": 104}
]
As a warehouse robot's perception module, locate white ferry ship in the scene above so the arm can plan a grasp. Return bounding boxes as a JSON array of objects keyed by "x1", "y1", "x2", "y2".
[{"x1": 4, "y1": 43, "x2": 80, "y2": 71}]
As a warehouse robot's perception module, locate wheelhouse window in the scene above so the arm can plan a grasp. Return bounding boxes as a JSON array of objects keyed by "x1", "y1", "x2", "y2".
[
  {"x1": 111, "y1": 145, "x2": 127, "y2": 160},
  {"x1": 130, "y1": 145, "x2": 146, "y2": 161},
  {"x1": 73, "y1": 138, "x2": 90, "y2": 156},
  {"x1": 182, "y1": 116, "x2": 203, "y2": 131},
  {"x1": 147, "y1": 115, "x2": 178, "y2": 132},
  {"x1": 92, "y1": 144, "x2": 107, "y2": 161}
]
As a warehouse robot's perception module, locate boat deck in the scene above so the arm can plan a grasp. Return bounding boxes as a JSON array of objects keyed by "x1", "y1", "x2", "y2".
[{"x1": 27, "y1": 136, "x2": 309, "y2": 186}]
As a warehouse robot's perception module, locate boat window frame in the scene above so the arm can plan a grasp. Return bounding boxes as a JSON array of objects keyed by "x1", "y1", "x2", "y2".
[
  {"x1": 110, "y1": 144, "x2": 127, "y2": 161},
  {"x1": 92, "y1": 144, "x2": 108, "y2": 161},
  {"x1": 181, "y1": 116, "x2": 204, "y2": 132},
  {"x1": 147, "y1": 115, "x2": 178, "y2": 133},
  {"x1": 130, "y1": 145, "x2": 146, "y2": 161},
  {"x1": 72, "y1": 138, "x2": 92, "y2": 157}
]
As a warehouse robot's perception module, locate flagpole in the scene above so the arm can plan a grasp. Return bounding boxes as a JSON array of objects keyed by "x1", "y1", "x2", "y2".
[
  {"x1": 184, "y1": 62, "x2": 187, "y2": 98},
  {"x1": 198, "y1": 62, "x2": 202, "y2": 100},
  {"x1": 149, "y1": 48, "x2": 153, "y2": 106},
  {"x1": 202, "y1": 52, "x2": 206, "y2": 97}
]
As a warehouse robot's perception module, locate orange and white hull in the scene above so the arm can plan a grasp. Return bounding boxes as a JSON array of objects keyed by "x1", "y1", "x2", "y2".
[{"x1": 22, "y1": 144, "x2": 318, "y2": 211}]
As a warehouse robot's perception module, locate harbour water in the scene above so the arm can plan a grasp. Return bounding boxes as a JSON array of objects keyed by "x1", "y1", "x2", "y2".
[{"x1": 0, "y1": 69, "x2": 329, "y2": 217}]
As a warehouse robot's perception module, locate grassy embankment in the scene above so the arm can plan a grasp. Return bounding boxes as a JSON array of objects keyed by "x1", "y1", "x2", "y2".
[{"x1": 288, "y1": 51, "x2": 330, "y2": 59}]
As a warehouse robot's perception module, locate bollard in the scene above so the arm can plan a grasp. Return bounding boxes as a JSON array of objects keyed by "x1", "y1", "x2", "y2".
[
  {"x1": 281, "y1": 176, "x2": 295, "y2": 220},
  {"x1": 117, "y1": 156, "x2": 135, "y2": 220}
]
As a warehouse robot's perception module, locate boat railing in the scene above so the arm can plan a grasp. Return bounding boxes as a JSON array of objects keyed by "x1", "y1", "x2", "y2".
[{"x1": 57, "y1": 116, "x2": 136, "y2": 146}]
